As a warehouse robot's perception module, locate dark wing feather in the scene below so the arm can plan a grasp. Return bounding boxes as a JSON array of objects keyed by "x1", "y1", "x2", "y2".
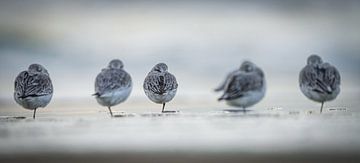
[
  {"x1": 95, "y1": 69, "x2": 132, "y2": 95},
  {"x1": 214, "y1": 70, "x2": 237, "y2": 92},
  {"x1": 219, "y1": 73, "x2": 263, "y2": 100},
  {"x1": 14, "y1": 71, "x2": 28, "y2": 97},
  {"x1": 323, "y1": 64, "x2": 340, "y2": 90},
  {"x1": 300, "y1": 64, "x2": 340, "y2": 94},
  {"x1": 144, "y1": 72, "x2": 178, "y2": 95},
  {"x1": 15, "y1": 71, "x2": 53, "y2": 98}
]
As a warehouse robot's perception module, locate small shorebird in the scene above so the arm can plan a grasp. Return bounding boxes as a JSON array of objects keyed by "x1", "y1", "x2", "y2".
[
  {"x1": 143, "y1": 63, "x2": 178, "y2": 113},
  {"x1": 93, "y1": 59, "x2": 132, "y2": 117},
  {"x1": 299, "y1": 54, "x2": 340, "y2": 113},
  {"x1": 14, "y1": 64, "x2": 53, "y2": 119},
  {"x1": 216, "y1": 61, "x2": 266, "y2": 111}
]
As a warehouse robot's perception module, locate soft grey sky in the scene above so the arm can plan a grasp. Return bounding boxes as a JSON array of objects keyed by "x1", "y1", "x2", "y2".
[{"x1": 0, "y1": 0, "x2": 359, "y2": 104}]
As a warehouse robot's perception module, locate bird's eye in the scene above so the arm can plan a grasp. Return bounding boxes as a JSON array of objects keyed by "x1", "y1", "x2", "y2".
[{"x1": 246, "y1": 66, "x2": 252, "y2": 72}]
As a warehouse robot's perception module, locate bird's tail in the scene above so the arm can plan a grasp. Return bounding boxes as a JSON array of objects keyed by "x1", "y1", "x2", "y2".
[
  {"x1": 214, "y1": 86, "x2": 224, "y2": 92},
  {"x1": 218, "y1": 94, "x2": 227, "y2": 101},
  {"x1": 214, "y1": 82, "x2": 226, "y2": 92},
  {"x1": 92, "y1": 92, "x2": 101, "y2": 97}
]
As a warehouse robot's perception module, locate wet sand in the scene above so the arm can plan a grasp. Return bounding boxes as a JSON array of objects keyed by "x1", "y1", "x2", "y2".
[{"x1": 0, "y1": 105, "x2": 359, "y2": 163}]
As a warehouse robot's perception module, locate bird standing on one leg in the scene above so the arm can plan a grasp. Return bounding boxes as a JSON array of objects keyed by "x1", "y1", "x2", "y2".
[
  {"x1": 143, "y1": 63, "x2": 178, "y2": 113},
  {"x1": 299, "y1": 54, "x2": 341, "y2": 113},
  {"x1": 14, "y1": 64, "x2": 53, "y2": 119},
  {"x1": 93, "y1": 59, "x2": 132, "y2": 117},
  {"x1": 217, "y1": 61, "x2": 266, "y2": 111}
]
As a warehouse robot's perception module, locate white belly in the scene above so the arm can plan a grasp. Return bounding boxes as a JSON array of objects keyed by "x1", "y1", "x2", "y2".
[
  {"x1": 96, "y1": 86, "x2": 132, "y2": 107},
  {"x1": 226, "y1": 87, "x2": 265, "y2": 108}
]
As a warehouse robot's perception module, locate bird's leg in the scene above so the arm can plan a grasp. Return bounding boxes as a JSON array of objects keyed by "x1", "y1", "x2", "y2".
[
  {"x1": 162, "y1": 103, "x2": 166, "y2": 113},
  {"x1": 33, "y1": 108, "x2": 37, "y2": 119},
  {"x1": 243, "y1": 107, "x2": 246, "y2": 114},
  {"x1": 108, "y1": 106, "x2": 113, "y2": 117},
  {"x1": 320, "y1": 102, "x2": 324, "y2": 114}
]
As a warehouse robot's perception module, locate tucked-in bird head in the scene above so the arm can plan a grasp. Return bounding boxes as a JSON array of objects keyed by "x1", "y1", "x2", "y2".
[
  {"x1": 307, "y1": 54, "x2": 323, "y2": 65},
  {"x1": 108, "y1": 59, "x2": 124, "y2": 69},
  {"x1": 240, "y1": 61, "x2": 255, "y2": 72},
  {"x1": 152, "y1": 63, "x2": 168, "y2": 72},
  {"x1": 28, "y1": 64, "x2": 48, "y2": 75}
]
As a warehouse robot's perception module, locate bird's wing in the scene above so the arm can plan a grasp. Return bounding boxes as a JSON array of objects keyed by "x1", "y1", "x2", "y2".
[
  {"x1": 144, "y1": 72, "x2": 178, "y2": 95},
  {"x1": 300, "y1": 65, "x2": 314, "y2": 86},
  {"x1": 300, "y1": 65, "x2": 339, "y2": 94},
  {"x1": 214, "y1": 70, "x2": 237, "y2": 92},
  {"x1": 219, "y1": 73, "x2": 263, "y2": 100},
  {"x1": 300, "y1": 65, "x2": 325, "y2": 93},
  {"x1": 95, "y1": 69, "x2": 132, "y2": 95},
  {"x1": 14, "y1": 71, "x2": 28, "y2": 97},
  {"x1": 322, "y1": 63, "x2": 341, "y2": 91},
  {"x1": 14, "y1": 71, "x2": 53, "y2": 98}
]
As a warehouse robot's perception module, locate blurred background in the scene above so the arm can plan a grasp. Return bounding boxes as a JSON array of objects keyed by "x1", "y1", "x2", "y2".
[
  {"x1": 0, "y1": 0, "x2": 359, "y2": 112},
  {"x1": 1, "y1": 1, "x2": 360, "y2": 162}
]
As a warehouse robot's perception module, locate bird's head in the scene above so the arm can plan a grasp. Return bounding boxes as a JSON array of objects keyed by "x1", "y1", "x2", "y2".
[
  {"x1": 240, "y1": 61, "x2": 255, "y2": 73},
  {"x1": 108, "y1": 59, "x2": 124, "y2": 69},
  {"x1": 28, "y1": 64, "x2": 48, "y2": 75},
  {"x1": 307, "y1": 54, "x2": 323, "y2": 66},
  {"x1": 152, "y1": 63, "x2": 168, "y2": 73}
]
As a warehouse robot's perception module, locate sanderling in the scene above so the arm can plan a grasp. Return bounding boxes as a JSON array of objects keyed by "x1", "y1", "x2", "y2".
[
  {"x1": 143, "y1": 63, "x2": 178, "y2": 113},
  {"x1": 299, "y1": 54, "x2": 340, "y2": 113},
  {"x1": 14, "y1": 64, "x2": 53, "y2": 119},
  {"x1": 93, "y1": 59, "x2": 132, "y2": 117},
  {"x1": 217, "y1": 61, "x2": 266, "y2": 111}
]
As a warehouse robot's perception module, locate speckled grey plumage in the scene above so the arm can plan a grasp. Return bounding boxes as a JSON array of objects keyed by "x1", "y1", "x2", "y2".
[
  {"x1": 299, "y1": 54, "x2": 341, "y2": 113},
  {"x1": 217, "y1": 61, "x2": 266, "y2": 109},
  {"x1": 143, "y1": 63, "x2": 178, "y2": 112},
  {"x1": 14, "y1": 64, "x2": 53, "y2": 119},
  {"x1": 94, "y1": 59, "x2": 132, "y2": 116}
]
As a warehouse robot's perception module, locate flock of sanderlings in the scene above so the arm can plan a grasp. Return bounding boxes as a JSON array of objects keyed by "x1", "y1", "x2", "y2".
[{"x1": 13, "y1": 54, "x2": 340, "y2": 119}]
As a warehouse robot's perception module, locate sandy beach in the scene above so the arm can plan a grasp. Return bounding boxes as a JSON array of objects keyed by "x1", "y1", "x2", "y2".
[{"x1": 1, "y1": 97, "x2": 360, "y2": 163}]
